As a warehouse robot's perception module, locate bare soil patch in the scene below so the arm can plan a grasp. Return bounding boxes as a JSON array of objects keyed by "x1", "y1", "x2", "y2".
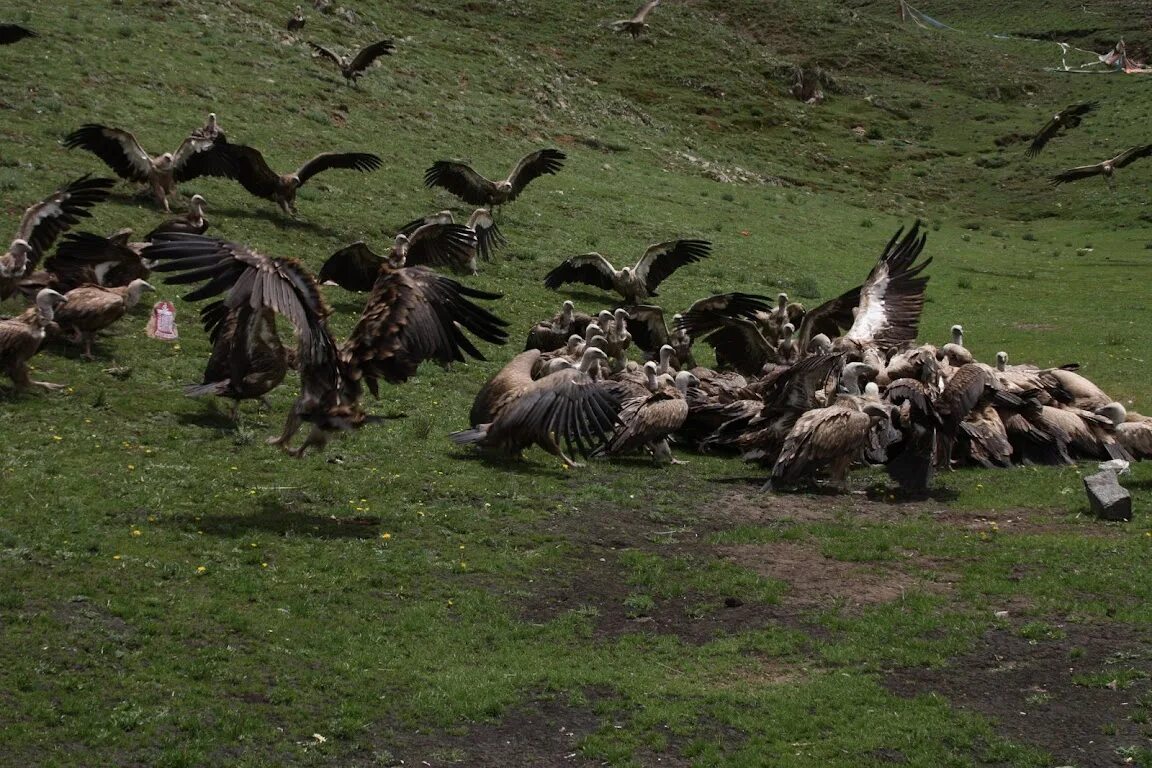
[{"x1": 885, "y1": 622, "x2": 1152, "y2": 767}]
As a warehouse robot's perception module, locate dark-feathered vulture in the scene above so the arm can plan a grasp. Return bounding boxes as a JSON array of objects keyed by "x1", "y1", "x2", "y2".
[
  {"x1": 544, "y1": 239, "x2": 712, "y2": 304},
  {"x1": 308, "y1": 39, "x2": 394, "y2": 83},
  {"x1": 1050, "y1": 144, "x2": 1152, "y2": 186},
  {"x1": 1026, "y1": 101, "x2": 1097, "y2": 158},
  {"x1": 1, "y1": 175, "x2": 114, "y2": 299},
  {"x1": 21, "y1": 228, "x2": 150, "y2": 296},
  {"x1": 0, "y1": 289, "x2": 68, "y2": 392},
  {"x1": 631, "y1": 292, "x2": 770, "y2": 365},
  {"x1": 62, "y1": 124, "x2": 234, "y2": 211},
  {"x1": 146, "y1": 194, "x2": 209, "y2": 240},
  {"x1": 397, "y1": 208, "x2": 505, "y2": 267},
  {"x1": 145, "y1": 232, "x2": 508, "y2": 456},
  {"x1": 219, "y1": 143, "x2": 381, "y2": 216},
  {"x1": 610, "y1": 0, "x2": 660, "y2": 38},
  {"x1": 318, "y1": 223, "x2": 480, "y2": 291},
  {"x1": 424, "y1": 149, "x2": 566, "y2": 208},
  {"x1": 287, "y1": 6, "x2": 306, "y2": 32},
  {"x1": 766, "y1": 402, "x2": 890, "y2": 491},
  {"x1": 0, "y1": 23, "x2": 35, "y2": 44}
]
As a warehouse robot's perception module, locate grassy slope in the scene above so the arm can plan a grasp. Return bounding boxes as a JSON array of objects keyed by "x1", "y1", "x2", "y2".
[{"x1": 1, "y1": 1, "x2": 1151, "y2": 766}]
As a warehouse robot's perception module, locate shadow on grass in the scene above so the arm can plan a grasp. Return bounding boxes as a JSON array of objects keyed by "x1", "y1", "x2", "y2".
[
  {"x1": 208, "y1": 205, "x2": 344, "y2": 238},
  {"x1": 448, "y1": 449, "x2": 571, "y2": 477},
  {"x1": 175, "y1": 498, "x2": 381, "y2": 539}
]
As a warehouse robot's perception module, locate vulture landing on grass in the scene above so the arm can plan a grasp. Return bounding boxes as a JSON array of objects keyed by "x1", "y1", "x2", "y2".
[
  {"x1": 424, "y1": 149, "x2": 566, "y2": 209},
  {"x1": 544, "y1": 239, "x2": 712, "y2": 304},
  {"x1": 0, "y1": 289, "x2": 68, "y2": 392},
  {"x1": 1026, "y1": 101, "x2": 1097, "y2": 158},
  {"x1": 62, "y1": 124, "x2": 233, "y2": 212},
  {"x1": 1050, "y1": 144, "x2": 1152, "y2": 187},
  {"x1": 220, "y1": 143, "x2": 381, "y2": 216},
  {"x1": 308, "y1": 39, "x2": 394, "y2": 84},
  {"x1": 610, "y1": 0, "x2": 660, "y2": 38},
  {"x1": 145, "y1": 232, "x2": 509, "y2": 457},
  {"x1": 0, "y1": 175, "x2": 114, "y2": 299}
]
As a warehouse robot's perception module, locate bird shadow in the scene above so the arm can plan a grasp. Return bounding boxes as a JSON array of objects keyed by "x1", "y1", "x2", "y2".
[
  {"x1": 209, "y1": 205, "x2": 344, "y2": 238},
  {"x1": 171, "y1": 498, "x2": 380, "y2": 540},
  {"x1": 175, "y1": 408, "x2": 239, "y2": 430},
  {"x1": 447, "y1": 450, "x2": 571, "y2": 477},
  {"x1": 551, "y1": 288, "x2": 622, "y2": 308}
]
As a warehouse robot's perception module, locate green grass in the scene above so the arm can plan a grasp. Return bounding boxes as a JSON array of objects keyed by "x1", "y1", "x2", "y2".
[{"x1": 2, "y1": 0, "x2": 1152, "y2": 765}]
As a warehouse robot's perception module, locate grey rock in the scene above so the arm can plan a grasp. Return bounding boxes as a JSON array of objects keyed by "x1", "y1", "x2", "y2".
[{"x1": 1083, "y1": 470, "x2": 1132, "y2": 522}]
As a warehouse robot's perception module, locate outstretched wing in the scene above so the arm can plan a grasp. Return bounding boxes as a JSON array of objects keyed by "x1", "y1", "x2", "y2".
[
  {"x1": 633, "y1": 238, "x2": 711, "y2": 294},
  {"x1": 170, "y1": 135, "x2": 236, "y2": 183},
  {"x1": 632, "y1": 0, "x2": 660, "y2": 23},
  {"x1": 340, "y1": 266, "x2": 509, "y2": 396},
  {"x1": 543, "y1": 252, "x2": 617, "y2": 292},
  {"x1": 466, "y1": 208, "x2": 506, "y2": 262},
  {"x1": 221, "y1": 144, "x2": 282, "y2": 199},
  {"x1": 47, "y1": 230, "x2": 146, "y2": 289},
  {"x1": 623, "y1": 304, "x2": 668, "y2": 354},
  {"x1": 698, "y1": 317, "x2": 778, "y2": 378},
  {"x1": 838, "y1": 220, "x2": 931, "y2": 352},
  {"x1": 402, "y1": 222, "x2": 478, "y2": 274},
  {"x1": 318, "y1": 241, "x2": 382, "y2": 293},
  {"x1": 0, "y1": 24, "x2": 36, "y2": 44},
  {"x1": 1110, "y1": 143, "x2": 1152, "y2": 170},
  {"x1": 1026, "y1": 101, "x2": 1097, "y2": 158},
  {"x1": 793, "y1": 283, "x2": 861, "y2": 353},
  {"x1": 505, "y1": 148, "x2": 567, "y2": 200},
  {"x1": 307, "y1": 41, "x2": 343, "y2": 65},
  {"x1": 294, "y1": 152, "x2": 382, "y2": 187},
  {"x1": 348, "y1": 39, "x2": 395, "y2": 74},
  {"x1": 1049, "y1": 163, "x2": 1104, "y2": 186},
  {"x1": 423, "y1": 160, "x2": 499, "y2": 206},
  {"x1": 397, "y1": 210, "x2": 454, "y2": 237},
  {"x1": 62, "y1": 124, "x2": 154, "y2": 183},
  {"x1": 15, "y1": 175, "x2": 115, "y2": 268},
  {"x1": 674, "y1": 291, "x2": 772, "y2": 339}
]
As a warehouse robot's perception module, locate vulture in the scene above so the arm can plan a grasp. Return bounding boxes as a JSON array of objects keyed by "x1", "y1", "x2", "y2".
[
  {"x1": 1, "y1": 175, "x2": 114, "y2": 299},
  {"x1": 220, "y1": 143, "x2": 382, "y2": 216},
  {"x1": 21, "y1": 229, "x2": 150, "y2": 296},
  {"x1": 938, "y1": 324, "x2": 973, "y2": 366},
  {"x1": 287, "y1": 6, "x2": 306, "y2": 31},
  {"x1": 0, "y1": 23, "x2": 36, "y2": 44},
  {"x1": 452, "y1": 347, "x2": 624, "y2": 467},
  {"x1": 424, "y1": 149, "x2": 566, "y2": 209},
  {"x1": 308, "y1": 39, "x2": 395, "y2": 84},
  {"x1": 183, "y1": 301, "x2": 290, "y2": 418},
  {"x1": 765, "y1": 401, "x2": 891, "y2": 491},
  {"x1": 598, "y1": 364, "x2": 693, "y2": 464},
  {"x1": 1050, "y1": 144, "x2": 1152, "y2": 187},
  {"x1": 524, "y1": 300, "x2": 595, "y2": 352},
  {"x1": 318, "y1": 223, "x2": 480, "y2": 291},
  {"x1": 630, "y1": 292, "x2": 771, "y2": 368},
  {"x1": 882, "y1": 377, "x2": 942, "y2": 495},
  {"x1": 1026, "y1": 101, "x2": 1097, "y2": 158},
  {"x1": 0, "y1": 288, "x2": 68, "y2": 392},
  {"x1": 145, "y1": 194, "x2": 209, "y2": 240},
  {"x1": 190, "y1": 112, "x2": 225, "y2": 143},
  {"x1": 54, "y1": 279, "x2": 155, "y2": 360},
  {"x1": 396, "y1": 208, "x2": 505, "y2": 267},
  {"x1": 62, "y1": 123, "x2": 234, "y2": 211},
  {"x1": 610, "y1": 0, "x2": 660, "y2": 38},
  {"x1": 543, "y1": 239, "x2": 712, "y2": 304},
  {"x1": 145, "y1": 232, "x2": 509, "y2": 456}
]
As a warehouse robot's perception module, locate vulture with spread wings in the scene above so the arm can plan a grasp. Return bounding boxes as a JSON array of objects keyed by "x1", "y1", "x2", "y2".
[
  {"x1": 219, "y1": 143, "x2": 381, "y2": 216},
  {"x1": 1026, "y1": 101, "x2": 1097, "y2": 158},
  {"x1": 308, "y1": 39, "x2": 394, "y2": 83},
  {"x1": 424, "y1": 149, "x2": 566, "y2": 209},
  {"x1": 1, "y1": 175, "x2": 114, "y2": 299},
  {"x1": 544, "y1": 239, "x2": 711, "y2": 304},
  {"x1": 145, "y1": 231, "x2": 509, "y2": 456},
  {"x1": 318, "y1": 222, "x2": 482, "y2": 292},
  {"x1": 63, "y1": 123, "x2": 233, "y2": 211},
  {"x1": 611, "y1": 0, "x2": 660, "y2": 38},
  {"x1": 1050, "y1": 144, "x2": 1152, "y2": 187}
]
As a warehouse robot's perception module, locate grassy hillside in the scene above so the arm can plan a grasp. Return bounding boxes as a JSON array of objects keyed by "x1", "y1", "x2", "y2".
[{"x1": 2, "y1": 1, "x2": 1151, "y2": 766}]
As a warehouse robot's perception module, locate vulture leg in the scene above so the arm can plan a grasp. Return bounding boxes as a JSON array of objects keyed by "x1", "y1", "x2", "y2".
[
  {"x1": 652, "y1": 439, "x2": 687, "y2": 465},
  {"x1": 32, "y1": 379, "x2": 66, "y2": 391},
  {"x1": 289, "y1": 425, "x2": 332, "y2": 458},
  {"x1": 151, "y1": 177, "x2": 170, "y2": 212},
  {"x1": 80, "y1": 333, "x2": 96, "y2": 362},
  {"x1": 268, "y1": 408, "x2": 303, "y2": 450},
  {"x1": 542, "y1": 433, "x2": 584, "y2": 468}
]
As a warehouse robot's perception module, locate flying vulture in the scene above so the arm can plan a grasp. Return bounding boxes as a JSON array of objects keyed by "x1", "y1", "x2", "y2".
[
  {"x1": 145, "y1": 232, "x2": 509, "y2": 456},
  {"x1": 0, "y1": 289, "x2": 68, "y2": 392},
  {"x1": 544, "y1": 239, "x2": 712, "y2": 304},
  {"x1": 20, "y1": 229, "x2": 150, "y2": 296},
  {"x1": 0, "y1": 24, "x2": 36, "y2": 44},
  {"x1": 219, "y1": 143, "x2": 381, "y2": 216},
  {"x1": 308, "y1": 39, "x2": 394, "y2": 84},
  {"x1": 318, "y1": 223, "x2": 481, "y2": 291},
  {"x1": 0, "y1": 175, "x2": 114, "y2": 299},
  {"x1": 1026, "y1": 101, "x2": 1097, "y2": 158},
  {"x1": 610, "y1": 0, "x2": 660, "y2": 38},
  {"x1": 424, "y1": 148, "x2": 566, "y2": 209},
  {"x1": 62, "y1": 123, "x2": 234, "y2": 211},
  {"x1": 1050, "y1": 144, "x2": 1152, "y2": 187},
  {"x1": 396, "y1": 208, "x2": 505, "y2": 267}
]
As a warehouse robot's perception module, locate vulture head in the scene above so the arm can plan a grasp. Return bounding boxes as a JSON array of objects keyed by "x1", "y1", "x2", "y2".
[
  {"x1": 597, "y1": 309, "x2": 614, "y2": 328},
  {"x1": 577, "y1": 346, "x2": 609, "y2": 373},
  {"x1": 35, "y1": 287, "x2": 68, "y2": 315},
  {"x1": 674, "y1": 370, "x2": 698, "y2": 393},
  {"x1": 125, "y1": 279, "x2": 157, "y2": 308},
  {"x1": 156, "y1": 152, "x2": 175, "y2": 171},
  {"x1": 3, "y1": 238, "x2": 32, "y2": 276},
  {"x1": 565, "y1": 334, "x2": 585, "y2": 356},
  {"x1": 496, "y1": 180, "x2": 514, "y2": 194},
  {"x1": 389, "y1": 234, "x2": 411, "y2": 267},
  {"x1": 1096, "y1": 402, "x2": 1128, "y2": 427},
  {"x1": 950, "y1": 324, "x2": 964, "y2": 344},
  {"x1": 995, "y1": 351, "x2": 1008, "y2": 371},
  {"x1": 808, "y1": 333, "x2": 833, "y2": 354},
  {"x1": 557, "y1": 300, "x2": 575, "y2": 327},
  {"x1": 643, "y1": 360, "x2": 660, "y2": 391},
  {"x1": 583, "y1": 322, "x2": 603, "y2": 341}
]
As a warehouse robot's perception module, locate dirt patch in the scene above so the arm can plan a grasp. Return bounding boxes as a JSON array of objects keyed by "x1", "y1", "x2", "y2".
[{"x1": 886, "y1": 622, "x2": 1152, "y2": 766}]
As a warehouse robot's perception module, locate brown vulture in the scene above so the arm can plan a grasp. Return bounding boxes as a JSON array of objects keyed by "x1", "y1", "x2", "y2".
[
  {"x1": 424, "y1": 148, "x2": 566, "y2": 209},
  {"x1": 145, "y1": 232, "x2": 509, "y2": 456},
  {"x1": 1050, "y1": 144, "x2": 1152, "y2": 187},
  {"x1": 1, "y1": 175, "x2": 114, "y2": 299},
  {"x1": 54, "y1": 279, "x2": 155, "y2": 360},
  {"x1": 19, "y1": 228, "x2": 150, "y2": 297},
  {"x1": 0, "y1": 288, "x2": 68, "y2": 392},
  {"x1": 628, "y1": 292, "x2": 771, "y2": 368},
  {"x1": 219, "y1": 143, "x2": 381, "y2": 216},
  {"x1": 0, "y1": 24, "x2": 36, "y2": 44},
  {"x1": 765, "y1": 402, "x2": 891, "y2": 491},
  {"x1": 597, "y1": 365, "x2": 694, "y2": 464},
  {"x1": 610, "y1": 0, "x2": 660, "y2": 38},
  {"x1": 318, "y1": 223, "x2": 481, "y2": 291},
  {"x1": 543, "y1": 238, "x2": 712, "y2": 304},
  {"x1": 1026, "y1": 101, "x2": 1097, "y2": 158},
  {"x1": 146, "y1": 194, "x2": 209, "y2": 240},
  {"x1": 308, "y1": 39, "x2": 394, "y2": 84},
  {"x1": 396, "y1": 208, "x2": 505, "y2": 267},
  {"x1": 62, "y1": 123, "x2": 233, "y2": 211}
]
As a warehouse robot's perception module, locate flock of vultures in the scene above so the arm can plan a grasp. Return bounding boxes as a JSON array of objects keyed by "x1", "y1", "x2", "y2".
[{"x1": 2, "y1": 7, "x2": 1151, "y2": 497}]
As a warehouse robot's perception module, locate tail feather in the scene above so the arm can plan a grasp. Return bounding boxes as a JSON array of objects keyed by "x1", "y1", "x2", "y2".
[
  {"x1": 450, "y1": 426, "x2": 488, "y2": 446},
  {"x1": 184, "y1": 380, "x2": 229, "y2": 397}
]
